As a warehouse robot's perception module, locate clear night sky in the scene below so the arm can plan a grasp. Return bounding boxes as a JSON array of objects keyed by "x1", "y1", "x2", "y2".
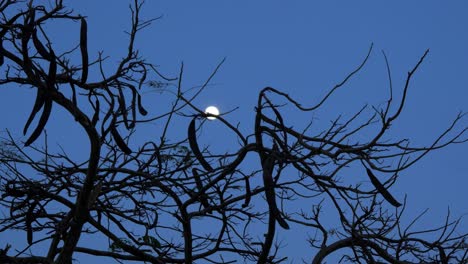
[{"x1": 1, "y1": 1, "x2": 467, "y2": 262}]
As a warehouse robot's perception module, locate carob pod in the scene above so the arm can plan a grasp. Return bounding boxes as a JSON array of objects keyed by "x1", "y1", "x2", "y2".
[
  {"x1": 188, "y1": 117, "x2": 213, "y2": 172},
  {"x1": 110, "y1": 125, "x2": 132, "y2": 155},
  {"x1": 91, "y1": 98, "x2": 100, "y2": 127},
  {"x1": 24, "y1": 97, "x2": 52, "y2": 146},
  {"x1": 242, "y1": 176, "x2": 251, "y2": 208},
  {"x1": 80, "y1": 17, "x2": 88, "y2": 84},
  {"x1": 262, "y1": 153, "x2": 289, "y2": 229},
  {"x1": 32, "y1": 29, "x2": 52, "y2": 60},
  {"x1": 23, "y1": 88, "x2": 45, "y2": 135},
  {"x1": 137, "y1": 93, "x2": 148, "y2": 116},
  {"x1": 366, "y1": 168, "x2": 402, "y2": 207},
  {"x1": 24, "y1": 48, "x2": 56, "y2": 146}
]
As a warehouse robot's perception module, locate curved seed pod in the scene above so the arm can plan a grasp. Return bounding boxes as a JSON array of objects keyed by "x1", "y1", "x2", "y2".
[
  {"x1": 137, "y1": 93, "x2": 148, "y2": 116},
  {"x1": 188, "y1": 118, "x2": 213, "y2": 172},
  {"x1": 267, "y1": 99, "x2": 288, "y2": 146},
  {"x1": 32, "y1": 29, "x2": 52, "y2": 60},
  {"x1": 100, "y1": 109, "x2": 113, "y2": 137},
  {"x1": 26, "y1": 217, "x2": 33, "y2": 245},
  {"x1": 97, "y1": 211, "x2": 102, "y2": 224},
  {"x1": 23, "y1": 88, "x2": 45, "y2": 135},
  {"x1": 262, "y1": 153, "x2": 289, "y2": 230},
  {"x1": 91, "y1": 98, "x2": 100, "y2": 127},
  {"x1": 242, "y1": 176, "x2": 251, "y2": 208},
  {"x1": 275, "y1": 209, "x2": 289, "y2": 229},
  {"x1": 366, "y1": 168, "x2": 402, "y2": 207},
  {"x1": 24, "y1": 97, "x2": 52, "y2": 146},
  {"x1": 80, "y1": 17, "x2": 88, "y2": 84},
  {"x1": 110, "y1": 125, "x2": 132, "y2": 155},
  {"x1": 192, "y1": 169, "x2": 204, "y2": 193},
  {"x1": 21, "y1": 9, "x2": 34, "y2": 46},
  {"x1": 21, "y1": 30, "x2": 32, "y2": 69}
]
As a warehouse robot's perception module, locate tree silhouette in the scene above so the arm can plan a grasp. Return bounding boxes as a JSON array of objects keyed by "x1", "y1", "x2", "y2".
[{"x1": 0, "y1": 1, "x2": 467, "y2": 263}]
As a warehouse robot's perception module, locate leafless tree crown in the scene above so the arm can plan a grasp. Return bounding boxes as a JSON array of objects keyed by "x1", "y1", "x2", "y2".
[{"x1": 0, "y1": 1, "x2": 467, "y2": 263}]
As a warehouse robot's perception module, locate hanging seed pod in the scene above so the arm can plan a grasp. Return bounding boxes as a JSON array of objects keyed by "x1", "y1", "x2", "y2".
[
  {"x1": 137, "y1": 93, "x2": 148, "y2": 116},
  {"x1": 366, "y1": 168, "x2": 402, "y2": 207},
  {"x1": 24, "y1": 97, "x2": 52, "y2": 146},
  {"x1": 262, "y1": 153, "x2": 289, "y2": 230},
  {"x1": 23, "y1": 88, "x2": 45, "y2": 135},
  {"x1": 24, "y1": 48, "x2": 55, "y2": 137},
  {"x1": 100, "y1": 108, "x2": 113, "y2": 137},
  {"x1": 242, "y1": 176, "x2": 251, "y2": 208},
  {"x1": 110, "y1": 125, "x2": 132, "y2": 155},
  {"x1": 91, "y1": 98, "x2": 100, "y2": 127},
  {"x1": 80, "y1": 17, "x2": 88, "y2": 84},
  {"x1": 188, "y1": 118, "x2": 213, "y2": 172},
  {"x1": 32, "y1": 29, "x2": 52, "y2": 60}
]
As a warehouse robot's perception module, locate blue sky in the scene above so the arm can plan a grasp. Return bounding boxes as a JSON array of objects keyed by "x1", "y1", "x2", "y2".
[
  {"x1": 83, "y1": 0, "x2": 468, "y2": 230},
  {"x1": 1, "y1": 1, "x2": 467, "y2": 262}
]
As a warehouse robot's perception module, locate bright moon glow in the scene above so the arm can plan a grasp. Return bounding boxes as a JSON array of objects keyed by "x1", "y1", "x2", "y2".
[{"x1": 205, "y1": 106, "x2": 220, "y2": 120}]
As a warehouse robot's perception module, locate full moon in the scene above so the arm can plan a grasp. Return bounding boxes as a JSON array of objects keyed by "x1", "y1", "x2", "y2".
[{"x1": 205, "y1": 106, "x2": 220, "y2": 120}]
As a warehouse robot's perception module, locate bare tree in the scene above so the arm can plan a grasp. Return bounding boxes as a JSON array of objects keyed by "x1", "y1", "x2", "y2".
[{"x1": 0, "y1": 1, "x2": 467, "y2": 263}]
